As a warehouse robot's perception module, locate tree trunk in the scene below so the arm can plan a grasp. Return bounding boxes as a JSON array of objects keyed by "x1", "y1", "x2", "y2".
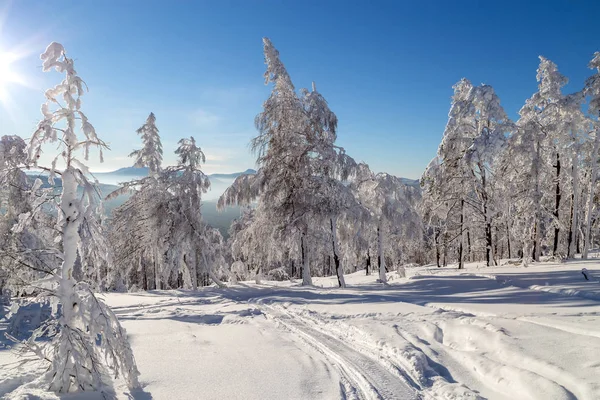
[
  {"x1": 57, "y1": 168, "x2": 82, "y2": 329},
  {"x1": 507, "y1": 224, "x2": 512, "y2": 259},
  {"x1": 330, "y1": 217, "x2": 345, "y2": 288},
  {"x1": 443, "y1": 232, "x2": 447, "y2": 267},
  {"x1": 532, "y1": 222, "x2": 538, "y2": 261},
  {"x1": 141, "y1": 256, "x2": 147, "y2": 291},
  {"x1": 301, "y1": 232, "x2": 312, "y2": 285},
  {"x1": 568, "y1": 151, "x2": 580, "y2": 258},
  {"x1": 366, "y1": 250, "x2": 371, "y2": 275},
  {"x1": 485, "y1": 208, "x2": 492, "y2": 266},
  {"x1": 183, "y1": 253, "x2": 197, "y2": 290},
  {"x1": 532, "y1": 138, "x2": 542, "y2": 262},
  {"x1": 377, "y1": 222, "x2": 387, "y2": 283},
  {"x1": 466, "y1": 228, "x2": 471, "y2": 263},
  {"x1": 458, "y1": 199, "x2": 464, "y2": 269},
  {"x1": 553, "y1": 152, "x2": 561, "y2": 256},
  {"x1": 493, "y1": 226, "x2": 499, "y2": 265},
  {"x1": 435, "y1": 227, "x2": 441, "y2": 267}
]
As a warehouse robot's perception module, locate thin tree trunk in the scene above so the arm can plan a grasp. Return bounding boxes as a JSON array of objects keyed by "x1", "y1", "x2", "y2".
[
  {"x1": 553, "y1": 152, "x2": 561, "y2": 255},
  {"x1": 568, "y1": 150, "x2": 580, "y2": 258},
  {"x1": 330, "y1": 217, "x2": 345, "y2": 288},
  {"x1": 377, "y1": 222, "x2": 387, "y2": 283},
  {"x1": 532, "y1": 222, "x2": 538, "y2": 261},
  {"x1": 466, "y1": 228, "x2": 471, "y2": 263},
  {"x1": 507, "y1": 224, "x2": 512, "y2": 259},
  {"x1": 443, "y1": 233, "x2": 447, "y2": 267},
  {"x1": 141, "y1": 256, "x2": 147, "y2": 291},
  {"x1": 435, "y1": 227, "x2": 441, "y2": 267},
  {"x1": 532, "y1": 139, "x2": 542, "y2": 262},
  {"x1": 301, "y1": 232, "x2": 312, "y2": 285},
  {"x1": 366, "y1": 250, "x2": 371, "y2": 275},
  {"x1": 458, "y1": 199, "x2": 464, "y2": 269}
]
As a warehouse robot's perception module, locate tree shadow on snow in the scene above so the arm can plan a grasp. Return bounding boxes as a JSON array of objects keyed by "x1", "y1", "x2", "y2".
[{"x1": 109, "y1": 273, "x2": 600, "y2": 316}]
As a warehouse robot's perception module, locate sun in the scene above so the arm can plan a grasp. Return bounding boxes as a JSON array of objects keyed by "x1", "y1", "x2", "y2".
[{"x1": 0, "y1": 50, "x2": 22, "y2": 101}]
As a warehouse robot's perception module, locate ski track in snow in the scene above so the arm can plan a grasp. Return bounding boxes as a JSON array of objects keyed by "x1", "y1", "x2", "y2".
[{"x1": 256, "y1": 300, "x2": 420, "y2": 400}]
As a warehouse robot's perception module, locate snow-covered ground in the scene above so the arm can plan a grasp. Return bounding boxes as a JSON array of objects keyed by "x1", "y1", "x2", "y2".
[{"x1": 2, "y1": 259, "x2": 600, "y2": 399}]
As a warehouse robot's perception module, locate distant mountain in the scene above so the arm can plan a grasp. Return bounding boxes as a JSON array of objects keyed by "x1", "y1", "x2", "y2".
[
  {"x1": 207, "y1": 169, "x2": 256, "y2": 180},
  {"x1": 94, "y1": 166, "x2": 149, "y2": 177},
  {"x1": 91, "y1": 167, "x2": 255, "y2": 181},
  {"x1": 400, "y1": 178, "x2": 420, "y2": 188}
]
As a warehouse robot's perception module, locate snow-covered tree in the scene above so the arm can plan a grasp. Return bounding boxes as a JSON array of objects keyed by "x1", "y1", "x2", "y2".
[
  {"x1": 110, "y1": 135, "x2": 228, "y2": 290},
  {"x1": 353, "y1": 164, "x2": 422, "y2": 282},
  {"x1": 22, "y1": 42, "x2": 139, "y2": 394},
  {"x1": 464, "y1": 84, "x2": 513, "y2": 266},
  {"x1": 0, "y1": 135, "x2": 57, "y2": 295},
  {"x1": 423, "y1": 79, "x2": 513, "y2": 267},
  {"x1": 130, "y1": 112, "x2": 162, "y2": 176},
  {"x1": 108, "y1": 175, "x2": 170, "y2": 290},
  {"x1": 220, "y1": 39, "x2": 364, "y2": 286},
  {"x1": 509, "y1": 57, "x2": 578, "y2": 262},
  {"x1": 582, "y1": 52, "x2": 600, "y2": 258},
  {"x1": 162, "y1": 137, "x2": 227, "y2": 289},
  {"x1": 298, "y1": 82, "x2": 360, "y2": 287},
  {"x1": 422, "y1": 79, "x2": 476, "y2": 269},
  {"x1": 108, "y1": 113, "x2": 168, "y2": 290}
]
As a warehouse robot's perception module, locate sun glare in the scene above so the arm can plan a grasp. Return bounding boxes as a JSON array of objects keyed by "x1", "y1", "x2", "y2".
[{"x1": 0, "y1": 50, "x2": 25, "y2": 102}]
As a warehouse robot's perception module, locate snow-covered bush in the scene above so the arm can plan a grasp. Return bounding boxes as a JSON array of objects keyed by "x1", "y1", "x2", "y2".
[
  {"x1": 267, "y1": 267, "x2": 290, "y2": 281},
  {"x1": 230, "y1": 260, "x2": 248, "y2": 283},
  {"x1": 396, "y1": 266, "x2": 406, "y2": 278}
]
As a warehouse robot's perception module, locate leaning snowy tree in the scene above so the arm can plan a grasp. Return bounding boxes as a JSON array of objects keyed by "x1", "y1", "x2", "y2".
[{"x1": 22, "y1": 42, "x2": 139, "y2": 394}]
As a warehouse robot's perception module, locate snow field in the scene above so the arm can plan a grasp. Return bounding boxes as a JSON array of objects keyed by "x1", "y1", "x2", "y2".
[{"x1": 2, "y1": 259, "x2": 600, "y2": 399}]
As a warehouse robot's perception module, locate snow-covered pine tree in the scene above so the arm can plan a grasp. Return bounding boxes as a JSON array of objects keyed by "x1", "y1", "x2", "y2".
[
  {"x1": 24, "y1": 42, "x2": 140, "y2": 394},
  {"x1": 108, "y1": 113, "x2": 167, "y2": 290},
  {"x1": 162, "y1": 137, "x2": 227, "y2": 289},
  {"x1": 130, "y1": 112, "x2": 162, "y2": 176}
]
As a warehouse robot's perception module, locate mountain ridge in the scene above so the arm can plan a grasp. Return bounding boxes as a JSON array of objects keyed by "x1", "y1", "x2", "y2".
[{"x1": 91, "y1": 167, "x2": 257, "y2": 180}]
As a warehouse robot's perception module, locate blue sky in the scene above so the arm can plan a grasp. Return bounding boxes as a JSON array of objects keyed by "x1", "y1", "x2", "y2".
[{"x1": 0, "y1": 0, "x2": 599, "y2": 178}]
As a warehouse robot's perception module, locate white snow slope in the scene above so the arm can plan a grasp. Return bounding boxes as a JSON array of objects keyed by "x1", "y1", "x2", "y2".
[{"x1": 2, "y1": 259, "x2": 600, "y2": 399}]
